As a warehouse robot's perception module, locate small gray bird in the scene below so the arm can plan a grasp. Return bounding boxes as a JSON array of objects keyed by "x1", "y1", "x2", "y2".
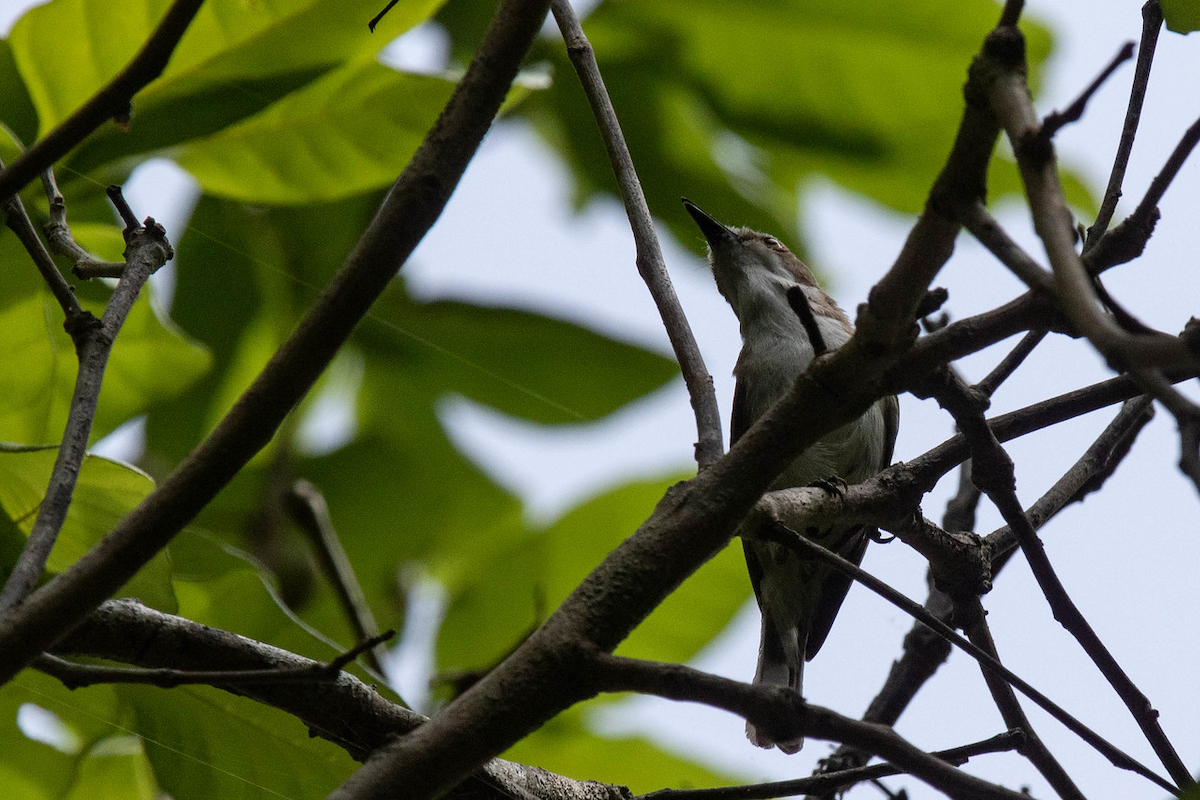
[{"x1": 684, "y1": 199, "x2": 898, "y2": 753}]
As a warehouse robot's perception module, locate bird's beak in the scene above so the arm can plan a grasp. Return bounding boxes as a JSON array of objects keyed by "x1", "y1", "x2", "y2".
[{"x1": 682, "y1": 198, "x2": 734, "y2": 247}]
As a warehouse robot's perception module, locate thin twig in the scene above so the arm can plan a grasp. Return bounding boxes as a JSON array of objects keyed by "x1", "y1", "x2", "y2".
[
  {"x1": 762, "y1": 522, "x2": 1175, "y2": 793},
  {"x1": 929, "y1": 369, "x2": 1192, "y2": 790},
  {"x1": 1041, "y1": 42, "x2": 1134, "y2": 140},
  {"x1": 0, "y1": 213, "x2": 173, "y2": 613},
  {"x1": 976, "y1": 329, "x2": 1048, "y2": 398},
  {"x1": 0, "y1": 159, "x2": 86, "y2": 322},
  {"x1": 287, "y1": 479, "x2": 386, "y2": 675},
  {"x1": 1123, "y1": 113, "x2": 1200, "y2": 237},
  {"x1": 638, "y1": 731, "x2": 1026, "y2": 800},
  {"x1": 960, "y1": 201, "x2": 1053, "y2": 292},
  {"x1": 986, "y1": 396, "x2": 1154, "y2": 566},
  {"x1": 786, "y1": 285, "x2": 828, "y2": 356},
  {"x1": 1085, "y1": 0, "x2": 1163, "y2": 249},
  {"x1": 549, "y1": 0, "x2": 723, "y2": 469},
  {"x1": 956, "y1": 598, "x2": 1085, "y2": 800},
  {"x1": 41, "y1": 168, "x2": 128, "y2": 279},
  {"x1": 0, "y1": 0, "x2": 205, "y2": 201},
  {"x1": 36, "y1": 632, "x2": 394, "y2": 689},
  {"x1": 1130, "y1": 369, "x2": 1200, "y2": 493}
]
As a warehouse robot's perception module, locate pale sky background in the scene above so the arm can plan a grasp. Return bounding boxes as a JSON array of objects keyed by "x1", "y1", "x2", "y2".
[{"x1": 5, "y1": 1, "x2": 1200, "y2": 798}]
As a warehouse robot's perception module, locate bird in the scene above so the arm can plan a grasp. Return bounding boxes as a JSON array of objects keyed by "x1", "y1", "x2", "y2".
[{"x1": 683, "y1": 199, "x2": 899, "y2": 753}]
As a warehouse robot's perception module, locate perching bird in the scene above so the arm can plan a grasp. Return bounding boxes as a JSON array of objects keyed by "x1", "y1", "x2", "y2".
[{"x1": 684, "y1": 199, "x2": 898, "y2": 753}]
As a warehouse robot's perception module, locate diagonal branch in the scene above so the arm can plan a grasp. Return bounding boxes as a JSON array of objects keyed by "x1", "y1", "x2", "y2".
[
  {"x1": 0, "y1": 206, "x2": 172, "y2": 613},
  {"x1": 1085, "y1": 0, "x2": 1163, "y2": 248},
  {"x1": 590, "y1": 652, "x2": 1032, "y2": 800},
  {"x1": 550, "y1": 0, "x2": 723, "y2": 469},
  {"x1": 927, "y1": 369, "x2": 1192, "y2": 790},
  {"x1": 0, "y1": 0, "x2": 552, "y2": 686},
  {"x1": 0, "y1": 0, "x2": 205, "y2": 201}
]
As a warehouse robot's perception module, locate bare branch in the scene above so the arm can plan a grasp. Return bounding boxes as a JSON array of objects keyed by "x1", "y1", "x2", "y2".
[
  {"x1": 40, "y1": 169, "x2": 128, "y2": 279},
  {"x1": 286, "y1": 479, "x2": 386, "y2": 675},
  {"x1": 956, "y1": 598, "x2": 1085, "y2": 800},
  {"x1": 550, "y1": 0, "x2": 723, "y2": 469},
  {"x1": 0, "y1": 211, "x2": 172, "y2": 613},
  {"x1": 988, "y1": 32, "x2": 1194, "y2": 372},
  {"x1": 1041, "y1": 42, "x2": 1134, "y2": 140},
  {"x1": 0, "y1": 161, "x2": 86, "y2": 322},
  {"x1": 36, "y1": 632, "x2": 393, "y2": 689},
  {"x1": 0, "y1": 0, "x2": 205, "y2": 201},
  {"x1": 765, "y1": 522, "x2": 1174, "y2": 793},
  {"x1": 639, "y1": 731, "x2": 1026, "y2": 800},
  {"x1": 976, "y1": 329, "x2": 1048, "y2": 398},
  {"x1": 1085, "y1": 0, "x2": 1164, "y2": 248},
  {"x1": 927, "y1": 369, "x2": 1192, "y2": 790},
  {"x1": 591, "y1": 652, "x2": 1032, "y2": 800},
  {"x1": 961, "y1": 201, "x2": 1053, "y2": 292}
]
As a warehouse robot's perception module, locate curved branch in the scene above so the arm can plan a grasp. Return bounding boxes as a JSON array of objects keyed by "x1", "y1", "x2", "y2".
[
  {"x1": 550, "y1": 0, "x2": 723, "y2": 469},
  {"x1": 0, "y1": 0, "x2": 205, "y2": 201}
]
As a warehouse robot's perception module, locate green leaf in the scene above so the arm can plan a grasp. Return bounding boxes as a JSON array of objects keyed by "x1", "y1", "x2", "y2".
[
  {"x1": 1163, "y1": 0, "x2": 1200, "y2": 33},
  {"x1": 0, "y1": 445, "x2": 176, "y2": 610},
  {"x1": 0, "y1": 291, "x2": 210, "y2": 446},
  {"x1": 123, "y1": 683, "x2": 357, "y2": 800},
  {"x1": 524, "y1": 0, "x2": 1066, "y2": 258},
  {"x1": 435, "y1": 474, "x2": 743, "y2": 675},
  {"x1": 8, "y1": 0, "x2": 442, "y2": 136},
  {"x1": 173, "y1": 61, "x2": 459, "y2": 204},
  {"x1": 62, "y1": 737, "x2": 160, "y2": 800}
]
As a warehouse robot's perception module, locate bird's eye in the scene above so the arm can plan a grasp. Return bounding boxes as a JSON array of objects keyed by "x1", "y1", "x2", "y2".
[{"x1": 762, "y1": 236, "x2": 782, "y2": 249}]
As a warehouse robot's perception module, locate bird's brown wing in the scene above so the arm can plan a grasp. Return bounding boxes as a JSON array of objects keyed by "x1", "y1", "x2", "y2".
[
  {"x1": 731, "y1": 377, "x2": 769, "y2": 611},
  {"x1": 804, "y1": 394, "x2": 900, "y2": 660}
]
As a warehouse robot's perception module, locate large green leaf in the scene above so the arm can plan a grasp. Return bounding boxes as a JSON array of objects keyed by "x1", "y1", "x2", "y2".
[
  {"x1": 435, "y1": 475, "x2": 747, "y2": 675},
  {"x1": 8, "y1": 0, "x2": 441, "y2": 135},
  {"x1": 124, "y1": 683, "x2": 358, "y2": 800},
  {"x1": 0, "y1": 290, "x2": 210, "y2": 447},
  {"x1": 173, "y1": 61, "x2": 458, "y2": 204},
  {"x1": 0, "y1": 445, "x2": 175, "y2": 610},
  {"x1": 523, "y1": 0, "x2": 1066, "y2": 259}
]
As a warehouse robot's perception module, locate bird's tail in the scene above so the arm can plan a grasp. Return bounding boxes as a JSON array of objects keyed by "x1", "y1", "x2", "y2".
[{"x1": 745, "y1": 614, "x2": 804, "y2": 754}]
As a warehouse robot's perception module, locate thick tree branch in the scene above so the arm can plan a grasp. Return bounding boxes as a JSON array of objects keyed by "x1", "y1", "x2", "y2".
[
  {"x1": 550, "y1": 0, "x2": 723, "y2": 469},
  {"x1": 0, "y1": 0, "x2": 552, "y2": 685},
  {"x1": 0, "y1": 210, "x2": 171, "y2": 613},
  {"x1": 0, "y1": 0, "x2": 205, "y2": 201},
  {"x1": 53, "y1": 600, "x2": 617, "y2": 800}
]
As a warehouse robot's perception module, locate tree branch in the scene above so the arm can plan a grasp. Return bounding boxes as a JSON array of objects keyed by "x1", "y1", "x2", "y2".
[
  {"x1": 640, "y1": 731, "x2": 1026, "y2": 800},
  {"x1": 0, "y1": 160, "x2": 85, "y2": 322},
  {"x1": 0, "y1": 206, "x2": 172, "y2": 613},
  {"x1": 926, "y1": 369, "x2": 1192, "y2": 790},
  {"x1": 590, "y1": 653, "x2": 1032, "y2": 800},
  {"x1": 0, "y1": 0, "x2": 552, "y2": 687},
  {"x1": 0, "y1": 0, "x2": 205, "y2": 201},
  {"x1": 1085, "y1": 0, "x2": 1163, "y2": 249},
  {"x1": 549, "y1": 0, "x2": 723, "y2": 469}
]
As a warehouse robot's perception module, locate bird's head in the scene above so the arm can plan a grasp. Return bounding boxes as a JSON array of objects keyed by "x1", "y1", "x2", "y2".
[{"x1": 682, "y1": 199, "x2": 819, "y2": 319}]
